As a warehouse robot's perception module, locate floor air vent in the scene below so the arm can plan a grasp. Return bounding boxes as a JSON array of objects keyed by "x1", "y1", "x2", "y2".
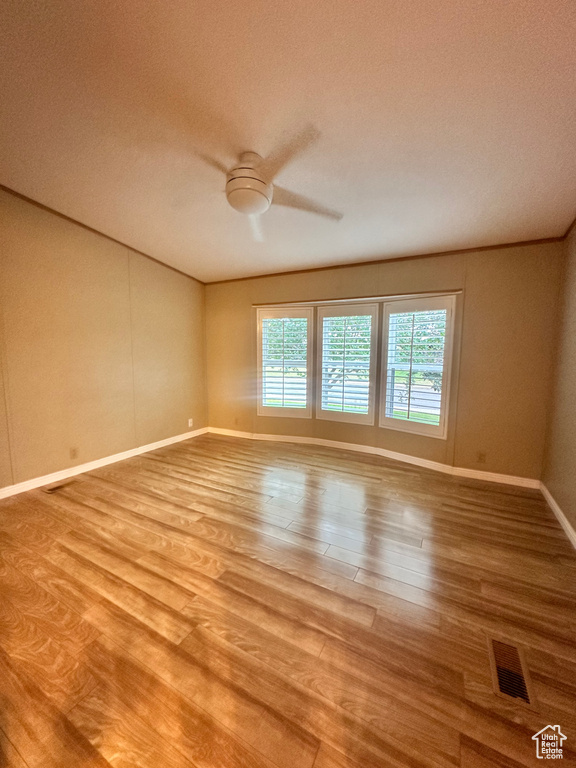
[
  {"x1": 488, "y1": 638, "x2": 533, "y2": 705},
  {"x1": 41, "y1": 479, "x2": 76, "y2": 494}
]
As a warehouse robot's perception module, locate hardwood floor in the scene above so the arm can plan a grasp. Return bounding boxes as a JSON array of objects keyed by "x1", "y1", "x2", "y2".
[{"x1": 0, "y1": 433, "x2": 575, "y2": 767}]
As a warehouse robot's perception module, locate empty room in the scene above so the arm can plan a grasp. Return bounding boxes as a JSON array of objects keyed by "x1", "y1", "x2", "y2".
[{"x1": 0, "y1": 1, "x2": 575, "y2": 766}]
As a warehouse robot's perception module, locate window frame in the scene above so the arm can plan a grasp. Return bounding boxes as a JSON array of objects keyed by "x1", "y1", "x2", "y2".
[
  {"x1": 379, "y1": 295, "x2": 455, "y2": 439},
  {"x1": 257, "y1": 307, "x2": 313, "y2": 418},
  {"x1": 316, "y1": 303, "x2": 379, "y2": 426}
]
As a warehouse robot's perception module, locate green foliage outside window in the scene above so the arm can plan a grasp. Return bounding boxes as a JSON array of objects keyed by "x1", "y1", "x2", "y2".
[{"x1": 322, "y1": 315, "x2": 372, "y2": 400}]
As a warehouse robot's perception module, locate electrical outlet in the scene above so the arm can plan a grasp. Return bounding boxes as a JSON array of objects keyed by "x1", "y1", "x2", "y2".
[
  {"x1": 477, "y1": 452, "x2": 487, "y2": 464},
  {"x1": 188, "y1": 418, "x2": 194, "y2": 428}
]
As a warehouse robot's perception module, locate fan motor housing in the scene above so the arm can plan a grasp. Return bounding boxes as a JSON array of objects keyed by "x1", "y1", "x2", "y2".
[{"x1": 226, "y1": 153, "x2": 273, "y2": 215}]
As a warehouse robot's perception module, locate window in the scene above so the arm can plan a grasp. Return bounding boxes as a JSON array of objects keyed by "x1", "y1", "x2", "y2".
[
  {"x1": 256, "y1": 293, "x2": 457, "y2": 434},
  {"x1": 257, "y1": 308, "x2": 312, "y2": 417},
  {"x1": 317, "y1": 304, "x2": 378, "y2": 424},
  {"x1": 380, "y1": 296, "x2": 455, "y2": 438}
]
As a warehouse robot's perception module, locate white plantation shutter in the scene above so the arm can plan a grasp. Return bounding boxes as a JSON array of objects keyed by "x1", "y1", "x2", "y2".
[
  {"x1": 318, "y1": 305, "x2": 378, "y2": 424},
  {"x1": 257, "y1": 308, "x2": 312, "y2": 417},
  {"x1": 257, "y1": 295, "x2": 456, "y2": 432},
  {"x1": 381, "y1": 296, "x2": 455, "y2": 438},
  {"x1": 262, "y1": 317, "x2": 308, "y2": 408}
]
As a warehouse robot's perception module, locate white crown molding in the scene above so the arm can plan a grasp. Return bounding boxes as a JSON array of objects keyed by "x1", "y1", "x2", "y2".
[
  {"x1": 207, "y1": 428, "x2": 541, "y2": 489},
  {"x1": 540, "y1": 483, "x2": 576, "y2": 551},
  {"x1": 0, "y1": 427, "x2": 209, "y2": 499}
]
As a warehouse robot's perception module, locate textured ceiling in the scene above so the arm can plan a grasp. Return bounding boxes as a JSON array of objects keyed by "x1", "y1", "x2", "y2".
[{"x1": 1, "y1": 0, "x2": 575, "y2": 282}]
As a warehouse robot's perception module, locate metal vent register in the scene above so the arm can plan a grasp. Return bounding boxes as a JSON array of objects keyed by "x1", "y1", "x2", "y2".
[{"x1": 488, "y1": 638, "x2": 534, "y2": 705}]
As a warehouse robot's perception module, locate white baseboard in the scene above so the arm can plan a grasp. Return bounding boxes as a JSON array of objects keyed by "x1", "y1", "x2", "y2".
[
  {"x1": 0, "y1": 427, "x2": 210, "y2": 500},
  {"x1": 0, "y1": 424, "x2": 545, "y2": 501},
  {"x1": 4, "y1": 424, "x2": 572, "y2": 549},
  {"x1": 540, "y1": 483, "x2": 576, "y2": 550},
  {"x1": 207, "y1": 427, "x2": 541, "y2": 489}
]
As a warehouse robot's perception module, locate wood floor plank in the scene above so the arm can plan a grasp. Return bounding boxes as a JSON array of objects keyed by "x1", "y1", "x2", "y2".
[
  {"x1": 459, "y1": 735, "x2": 526, "y2": 768},
  {"x1": 0, "y1": 552, "x2": 101, "y2": 656},
  {"x1": 364, "y1": 572, "x2": 576, "y2": 658},
  {"x1": 82, "y1": 599, "x2": 320, "y2": 768},
  {"x1": 0, "y1": 646, "x2": 112, "y2": 768},
  {"x1": 180, "y1": 626, "x2": 456, "y2": 768},
  {"x1": 67, "y1": 683, "x2": 200, "y2": 768},
  {"x1": 45, "y1": 543, "x2": 196, "y2": 643},
  {"x1": 66, "y1": 471, "x2": 361, "y2": 581},
  {"x1": 143, "y1": 552, "x2": 328, "y2": 655},
  {"x1": 0, "y1": 593, "x2": 97, "y2": 711},
  {"x1": 83, "y1": 636, "x2": 281, "y2": 768},
  {"x1": 312, "y1": 742, "x2": 367, "y2": 768},
  {"x1": 55, "y1": 529, "x2": 193, "y2": 610},
  {"x1": 218, "y1": 568, "x2": 376, "y2": 628},
  {"x1": 63, "y1": 479, "x2": 206, "y2": 531},
  {"x1": 0, "y1": 730, "x2": 31, "y2": 768},
  {"x1": 180, "y1": 606, "x2": 462, "y2": 766},
  {"x1": 29, "y1": 490, "x2": 160, "y2": 560},
  {"x1": 327, "y1": 545, "x2": 483, "y2": 596},
  {"x1": 0, "y1": 535, "x2": 105, "y2": 616}
]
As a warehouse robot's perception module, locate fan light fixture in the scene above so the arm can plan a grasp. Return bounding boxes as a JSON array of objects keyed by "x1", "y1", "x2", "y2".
[
  {"x1": 226, "y1": 153, "x2": 273, "y2": 215},
  {"x1": 197, "y1": 130, "x2": 343, "y2": 241}
]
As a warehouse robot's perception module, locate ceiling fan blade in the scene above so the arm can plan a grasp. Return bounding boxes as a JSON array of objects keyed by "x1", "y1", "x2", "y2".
[
  {"x1": 259, "y1": 125, "x2": 320, "y2": 181},
  {"x1": 273, "y1": 185, "x2": 343, "y2": 221},
  {"x1": 194, "y1": 151, "x2": 228, "y2": 174},
  {"x1": 249, "y1": 214, "x2": 265, "y2": 242}
]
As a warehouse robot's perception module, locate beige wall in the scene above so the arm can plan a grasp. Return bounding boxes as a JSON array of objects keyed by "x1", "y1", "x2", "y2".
[
  {"x1": 543, "y1": 229, "x2": 576, "y2": 525},
  {"x1": 206, "y1": 243, "x2": 563, "y2": 480},
  {"x1": 0, "y1": 189, "x2": 207, "y2": 488},
  {"x1": 0, "y1": 345, "x2": 12, "y2": 488}
]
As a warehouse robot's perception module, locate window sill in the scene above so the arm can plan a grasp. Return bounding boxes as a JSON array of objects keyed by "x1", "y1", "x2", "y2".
[
  {"x1": 316, "y1": 410, "x2": 375, "y2": 426},
  {"x1": 379, "y1": 416, "x2": 448, "y2": 439},
  {"x1": 257, "y1": 406, "x2": 312, "y2": 418}
]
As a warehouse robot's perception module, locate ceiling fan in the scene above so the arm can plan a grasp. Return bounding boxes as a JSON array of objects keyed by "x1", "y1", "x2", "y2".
[{"x1": 195, "y1": 126, "x2": 343, "y2": 241}]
